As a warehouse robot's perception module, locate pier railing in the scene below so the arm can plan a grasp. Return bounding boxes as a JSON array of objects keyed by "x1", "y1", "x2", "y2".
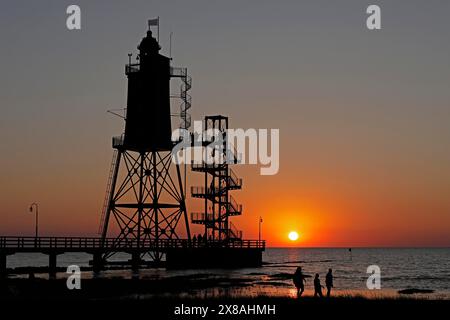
[{"x1": 0, "y1": 236, "x2": 265, "y2": 252}]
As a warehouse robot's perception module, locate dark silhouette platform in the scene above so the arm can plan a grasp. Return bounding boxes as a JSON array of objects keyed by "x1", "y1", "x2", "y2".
[{"x1": 0, "y1": 236, "x2": 265, "y2": 276}]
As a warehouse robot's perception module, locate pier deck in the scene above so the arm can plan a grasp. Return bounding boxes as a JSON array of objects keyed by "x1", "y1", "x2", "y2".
[{"x1": 0, "y1": 236, "x2": 265, "y2": 276}]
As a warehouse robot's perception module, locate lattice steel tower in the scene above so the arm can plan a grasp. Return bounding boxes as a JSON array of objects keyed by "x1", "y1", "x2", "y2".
[
  {"x1": 191, "y1": 116, "x2": 243, "y2": 242},
  {"x1": 98, "y1": 29, "x2": 191, "y2": 262}
]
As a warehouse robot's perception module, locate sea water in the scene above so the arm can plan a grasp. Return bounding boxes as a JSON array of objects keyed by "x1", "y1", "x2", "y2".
[{"x1": 6, "y1": 248, "x2": 450, "y2": 298}]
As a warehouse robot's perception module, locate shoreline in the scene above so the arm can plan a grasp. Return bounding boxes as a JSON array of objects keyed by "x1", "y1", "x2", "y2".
[{"x1": 1, "y1": 275, "x2": 449, "y2": 301}]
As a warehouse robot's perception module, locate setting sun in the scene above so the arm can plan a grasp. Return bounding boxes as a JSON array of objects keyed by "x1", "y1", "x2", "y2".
[{"x1": 288, "y1": 231, "x2": 299, "y2": 241}]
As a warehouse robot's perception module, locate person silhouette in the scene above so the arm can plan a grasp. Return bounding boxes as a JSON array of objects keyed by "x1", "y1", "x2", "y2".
[
  {"x1": 314, "y1": 273, "x2": 324, "y2": 297},
  {"x1": 325, "y1": 268, "x2": 333, "y2": 297},
  {"x1": 293, "y1": 267, "x2": 307, "y2": 297}
]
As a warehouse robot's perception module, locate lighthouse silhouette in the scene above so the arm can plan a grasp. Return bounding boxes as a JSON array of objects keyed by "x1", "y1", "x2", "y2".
[
  {"x1": 98, "y1": 28, "x2": 191, "y2": 266},
  {"x1": 124, "y1": 29, "x2": 172, "y2": 151}
]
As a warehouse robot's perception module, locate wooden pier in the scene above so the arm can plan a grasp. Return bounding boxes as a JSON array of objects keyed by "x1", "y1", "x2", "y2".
[{"x1": 0, "y1": 236, "x2": 265, "y2": 277}]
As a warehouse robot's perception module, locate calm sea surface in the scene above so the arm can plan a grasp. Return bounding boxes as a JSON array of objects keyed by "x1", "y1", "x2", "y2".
[{"x1": 7, "y1": 248, "x2": 450, "y2": 298}]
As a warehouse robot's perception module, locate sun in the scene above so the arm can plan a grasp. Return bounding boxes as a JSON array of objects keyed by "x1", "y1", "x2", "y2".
[{"x1": 288, "y1": 231, "x2": 299, "y2": 241}]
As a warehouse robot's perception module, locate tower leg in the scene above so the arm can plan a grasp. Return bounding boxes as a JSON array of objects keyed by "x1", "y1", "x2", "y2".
[
  {"x1": 101, "y1": 150, "x2": 122, "y2": 242},
  {"x1": 176, "y1": 163, "x2": 191, "y2": 242},
  {"x1": 48, "y1": 253, "x2": 57, "y2": 279},
  {"x1": 100, "y1": 150, "x2": 191, "y2": 262},
  {"x1": 152, "y1": 151, "x2": 159, "y2": 260}
]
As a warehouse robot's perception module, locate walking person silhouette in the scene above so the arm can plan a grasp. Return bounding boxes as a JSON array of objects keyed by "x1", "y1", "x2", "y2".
[
  {"x1": 293, "y1": 267, "x2": 308, "y2": 297},
  {"x1": 325, "y1": 268, "x2": 333, "y2": 297},
  {"x1": 314, "y1": 273, "x2": 324, "y2": 297}
]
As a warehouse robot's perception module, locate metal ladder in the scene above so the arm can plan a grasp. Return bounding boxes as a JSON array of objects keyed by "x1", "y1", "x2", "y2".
[{"x1": 98, "y1": 149, "x2": 119, "y2": 234}]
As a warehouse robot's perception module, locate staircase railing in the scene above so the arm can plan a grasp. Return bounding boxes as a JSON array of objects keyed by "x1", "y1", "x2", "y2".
[
  {"x1": 191, "y1": 212, "x2": 214, "y2": 223},
  {"x1": 170, "y1": 67, "x2": 192, "y2": 129},
  {"x1": 228, "y1": 168, "x2": 242, "y2": 188},
  {"x1": 228, "y1": 195, "x2": 242, "y2": 215},
  {"x1": 229, "y1": 222, "x2": 243, "y2": 239}
]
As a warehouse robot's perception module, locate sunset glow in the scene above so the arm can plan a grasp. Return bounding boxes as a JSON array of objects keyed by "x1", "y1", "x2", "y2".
[
  {"x1": 0, "y1": 1, "x2": 449, "y2": 249},
  {"x1": 288, "y1": 231, "x2": 299, "y2": 241}
]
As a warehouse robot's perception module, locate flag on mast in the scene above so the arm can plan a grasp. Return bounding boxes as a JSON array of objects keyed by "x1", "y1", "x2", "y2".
[
  {"x1": 148, "y1": 18, "x2": 159, "y2": 27},
  {"x1": 147, "y1": 17, "x2": 160, "y2": 42}
]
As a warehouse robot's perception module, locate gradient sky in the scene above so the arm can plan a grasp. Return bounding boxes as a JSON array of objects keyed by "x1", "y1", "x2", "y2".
[{"x1": 1, "y1": 0, "x2": 450, "y2": 246}]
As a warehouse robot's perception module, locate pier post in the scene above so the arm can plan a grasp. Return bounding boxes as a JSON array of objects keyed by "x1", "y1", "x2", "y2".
[
  {"x1": 131, "y1": 252, "x2": 140, "y2": 271},
  {"x1": 92, "y1": 252, "x2": 104, "y2": 273},
  {"x1": 0, "y1": 252, "x2": 6, "y2": 278},
  {"x1": 49, "y1": 252, "x2": 57, "y2": 279}
]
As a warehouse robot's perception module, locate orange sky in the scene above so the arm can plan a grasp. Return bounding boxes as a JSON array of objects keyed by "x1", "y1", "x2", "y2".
[
  {"x1": 1, "y1": 1, "x2": 450, "y2": 247},
  {"x1": 1, "y1": 146, "x2": 449, "y2": 247}
]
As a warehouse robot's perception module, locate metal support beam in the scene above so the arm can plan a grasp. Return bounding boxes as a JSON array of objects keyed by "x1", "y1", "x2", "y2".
[{"x1": 100, "y1": 150, "x2": 190, "y2": 262}]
